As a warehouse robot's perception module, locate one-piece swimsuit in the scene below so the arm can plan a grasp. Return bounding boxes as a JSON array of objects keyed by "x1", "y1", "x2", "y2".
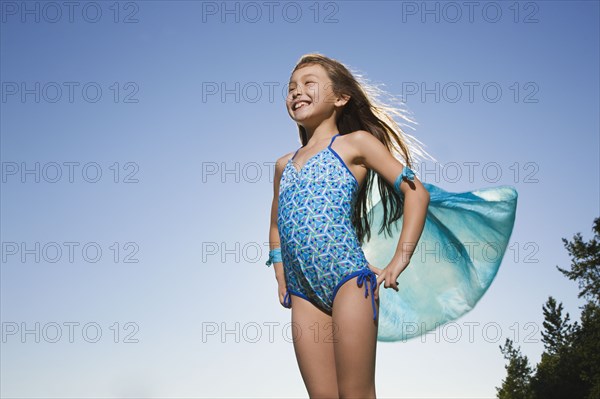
[{"x1": 277, "y1": 133, "x2": 378, "y2": 320}]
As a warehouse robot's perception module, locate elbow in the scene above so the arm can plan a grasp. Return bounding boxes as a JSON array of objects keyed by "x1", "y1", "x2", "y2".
[
  {"x1": 420, "y1": 186, "x2": 430, "y2": 207},
  {"x1": 270, "y1": 219, "x2": 279, "y2": 231},
  {"x1": 405, "y1": 185, "x2": 429, "y2": 208}
]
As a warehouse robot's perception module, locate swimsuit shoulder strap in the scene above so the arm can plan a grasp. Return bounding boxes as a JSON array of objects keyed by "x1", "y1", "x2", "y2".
[
  {"x1": 292, "y1": 134, "x2": 340, "y2": 159},
  {"x1": 328, "y1": 133, "x2": 341, "y2": 148},
  {"x1": 291, "y1": 148, "x2": 300, "y2": 160}
]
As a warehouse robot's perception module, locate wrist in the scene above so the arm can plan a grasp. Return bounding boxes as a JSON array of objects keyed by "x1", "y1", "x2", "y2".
[
  {"x1": 266, "y1": 247, "x2": 282, "y2": 267},
  {"x1": 273, "y1": 263, "x2": 285, "y2": 278},
  {"x1": 389, "y1": 254, "x2": 410, "y2": 270},
  {"x1": 275, "y1": 272, "x2": 285, "y2": 284}
]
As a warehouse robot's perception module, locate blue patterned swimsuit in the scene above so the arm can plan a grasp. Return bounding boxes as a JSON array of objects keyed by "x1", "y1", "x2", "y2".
[{"x1": 277, "y1": 133, "x2": 378, "y2": 320}]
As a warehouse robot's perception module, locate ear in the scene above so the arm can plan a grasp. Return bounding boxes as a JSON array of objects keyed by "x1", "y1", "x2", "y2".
[{"x1": 334, "y1": 93, "x2": 351, "y2": 107}]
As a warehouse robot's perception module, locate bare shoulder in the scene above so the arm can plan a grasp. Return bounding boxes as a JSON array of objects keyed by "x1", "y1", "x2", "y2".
[
  {"x1": 274, "y1": 151, "x2": 295, "y2": 174},
  {"x1": 340, "y1": 130, "x2": 380, "y2": 160},
  {"x1": 277, "y1": 151, "x2": 295, "y2": 164},
  {"x1": 345, "y1": 130, "x2": 377, "y2": 145}
]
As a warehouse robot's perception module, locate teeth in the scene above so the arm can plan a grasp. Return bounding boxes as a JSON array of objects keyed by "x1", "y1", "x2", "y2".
[{"x1": 294, "y1": 101, "x2": 309, "y2": 110}]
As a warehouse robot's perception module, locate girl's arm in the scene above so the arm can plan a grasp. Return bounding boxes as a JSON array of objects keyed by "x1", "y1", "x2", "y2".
[
  {"x1": 268, "y1": 154, "x2": 288, "y2": 283},
  {"x1": 352, "y1": 131, "x2": 431, "y2": 298}
]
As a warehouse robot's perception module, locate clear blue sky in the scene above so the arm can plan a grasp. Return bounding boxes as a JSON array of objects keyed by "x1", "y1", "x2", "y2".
[{"x1": 1, "y1": 1, "x2": 598, "y2": 397}]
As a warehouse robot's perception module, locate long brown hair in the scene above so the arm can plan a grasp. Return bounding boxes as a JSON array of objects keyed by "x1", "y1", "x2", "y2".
[{"x1": 289, "y1": 53, "x2": 435, "y2": 245}]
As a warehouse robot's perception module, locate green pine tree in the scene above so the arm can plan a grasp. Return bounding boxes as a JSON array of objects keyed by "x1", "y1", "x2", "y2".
[
  {"x1": 497, "y1": 217, "x2": 600, "y2": 399},
  {"x1": 539, "y1": 296, "x2": 577, "y2": 355},
  {"x1": 555, "y1": 217, "x2": 600, "y2": 398},
  {"x1": 556, "y1": 217, "x2": 600, "y2": 306},
  {"x1": 572, "y1": 302, "x2": 600, "y2": 399},
  {"x1": 529, "y1": 297, "x2": 585, "y2": 398},
  {"x1": 496, "y1": 338, "x2": 534, "y2": 399}
]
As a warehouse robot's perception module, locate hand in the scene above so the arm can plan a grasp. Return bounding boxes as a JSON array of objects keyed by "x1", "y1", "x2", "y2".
[
  {"x1": 367, "y1": 261, "x2": 408, "y2": 300},
  {"x1": 277, "y1": 277, "x2": 289, "y2": 308}
]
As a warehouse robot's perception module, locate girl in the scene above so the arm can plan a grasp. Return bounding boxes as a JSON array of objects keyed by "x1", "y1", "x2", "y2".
[{"x1": 266, "y1": 54, "x2": 517, "y2": 398}]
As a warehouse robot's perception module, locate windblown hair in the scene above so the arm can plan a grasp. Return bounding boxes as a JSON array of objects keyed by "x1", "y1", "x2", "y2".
[{"x1": 290, "y1": 53, "x2": 435, "y2": 245}]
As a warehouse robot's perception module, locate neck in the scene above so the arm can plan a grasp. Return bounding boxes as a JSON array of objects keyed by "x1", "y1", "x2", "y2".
[{"x1": 303, "y1": 125, "x2": 339, "y2": 146}]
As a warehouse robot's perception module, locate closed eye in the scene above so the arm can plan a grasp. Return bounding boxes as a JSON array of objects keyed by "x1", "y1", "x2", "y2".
[{"x1": 288, "y1": 81, "x2": 316, "y2": 92}]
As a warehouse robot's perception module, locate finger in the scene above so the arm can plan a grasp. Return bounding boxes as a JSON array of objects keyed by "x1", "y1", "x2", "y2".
[
  {"x1": 384, "y1": 276, "x2": 393, "y2": 289},
  {"x1": 386, "y1": 280, "x2": 396, "y2": 291},
  {"x1": 367, "y1": 262, "x2": 383, "y2": 275},
  {"x1": 375, "y1": 274, "x2": 386, "y2": 300},
  {"x1": 376, "y1": 272, "x2": 386, "y2": 289},
  {"x1": 391, "y1": 274, "x2": 400, "y2": 291}
]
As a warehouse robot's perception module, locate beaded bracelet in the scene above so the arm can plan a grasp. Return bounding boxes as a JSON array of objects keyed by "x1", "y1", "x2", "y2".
[
  {"x1": 393, "y1": 165, "x2": 416, "y2": 195},
  {"x1": 265, "y1": 248, "x2": 282, "y2": 267}
]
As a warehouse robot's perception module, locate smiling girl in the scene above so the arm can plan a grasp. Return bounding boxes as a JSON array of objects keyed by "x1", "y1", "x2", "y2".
[{"x1": 266, "y1": 53, "x2": 517, "y2": 398}]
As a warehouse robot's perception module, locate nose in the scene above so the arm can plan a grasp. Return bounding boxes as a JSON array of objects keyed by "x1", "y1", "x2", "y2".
[{"x1": 290, "y1": 84, "x2": 302, "y2": 97}]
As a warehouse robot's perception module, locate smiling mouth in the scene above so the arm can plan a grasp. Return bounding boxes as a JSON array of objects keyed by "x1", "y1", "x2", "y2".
[{"x1": 293, "y1": 101, "x2": 311, "y2": 111}]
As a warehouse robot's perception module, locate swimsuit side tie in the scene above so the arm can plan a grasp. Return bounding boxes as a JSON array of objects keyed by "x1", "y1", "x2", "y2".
[
  {"x1": 356, "y1": 268, "x2": 378, "y2": 320},
  {"x1": 283, "y1": 291, "x2": 291, "y2": 308}
]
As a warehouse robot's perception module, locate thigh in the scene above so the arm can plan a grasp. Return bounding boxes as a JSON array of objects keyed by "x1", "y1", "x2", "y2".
[
  {"x1": 332, "y1": 276, "x2": 379, "y2": 398},
  {"x1": 290, "y1": 294, "x2": 339, "y2": 398}
]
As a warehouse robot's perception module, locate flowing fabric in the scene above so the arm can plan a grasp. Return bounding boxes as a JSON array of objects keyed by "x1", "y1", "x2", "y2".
[{"x1": 362, "y1": 180, "x2": 518, "y2": 342}]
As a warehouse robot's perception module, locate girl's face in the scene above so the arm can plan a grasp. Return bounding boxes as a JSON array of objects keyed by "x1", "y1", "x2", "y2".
[{"x1": 286, "y1": 64, "x2": 341, "y2": 125}]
